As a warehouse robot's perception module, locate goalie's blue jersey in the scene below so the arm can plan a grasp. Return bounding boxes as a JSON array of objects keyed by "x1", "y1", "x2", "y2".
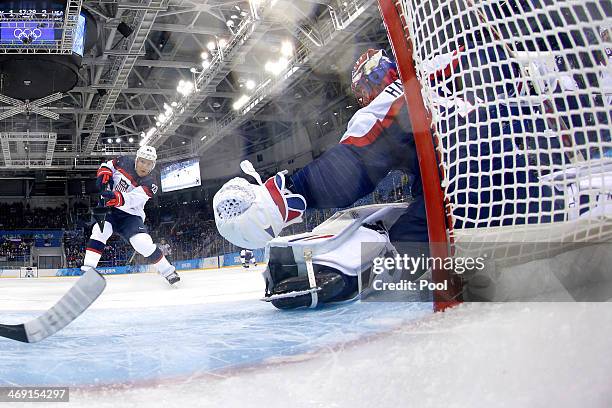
[
  {"x1": 289, "y1": 45, "x2": 564, "y2": 242},
  {"x1": 291, "y1": 79, "x2": 420, "y2": 209}
]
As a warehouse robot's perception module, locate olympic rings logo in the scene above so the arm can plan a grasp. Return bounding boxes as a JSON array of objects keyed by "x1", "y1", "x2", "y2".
[{"x1": 13, "y1": 28, "x2": 42, "y2": 41}]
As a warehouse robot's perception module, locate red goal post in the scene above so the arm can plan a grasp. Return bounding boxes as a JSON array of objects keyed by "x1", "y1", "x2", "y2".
[
  {"x1": 378, "y1": 0, "x2": 462, "y2": 311},
  {"x1": 377, "y1": 0, "x2": 612, "y2": 311}
]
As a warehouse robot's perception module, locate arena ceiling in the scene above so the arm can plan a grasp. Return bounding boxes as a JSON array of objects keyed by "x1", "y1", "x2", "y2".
[{"x1": 0, "y1": 0, "x2": 389, "y2": 178}]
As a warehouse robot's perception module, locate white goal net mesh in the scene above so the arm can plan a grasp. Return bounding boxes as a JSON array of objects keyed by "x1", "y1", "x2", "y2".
[{"x1": 390, "y1": 0, "x2": 612, "y2": 245}]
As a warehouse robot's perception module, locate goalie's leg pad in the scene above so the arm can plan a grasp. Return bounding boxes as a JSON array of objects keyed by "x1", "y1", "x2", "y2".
[{"x1": 271, "y1": 271, "x2": 347, "y2": 310}]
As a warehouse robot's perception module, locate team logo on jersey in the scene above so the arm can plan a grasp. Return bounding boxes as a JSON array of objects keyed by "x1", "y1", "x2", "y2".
[
  {"x1": 151, "y1": 183, "x2": 158, "y2": 194},
  {"x1": 116, "y1": 179, "x2": 129, "y2": 193}
]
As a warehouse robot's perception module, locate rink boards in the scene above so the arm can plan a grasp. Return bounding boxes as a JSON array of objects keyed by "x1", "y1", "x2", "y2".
[{"x1": 0, "y1": 249, "x2": 265, "y2": 278}]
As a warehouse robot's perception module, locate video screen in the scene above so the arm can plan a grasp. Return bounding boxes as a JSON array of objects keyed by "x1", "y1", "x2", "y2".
[
  {"x1": 0, "y1": 13, "x2": 86, "y2": 55},
  {"x1": 0, "y1": 21, "x2": 55, "y2": 44},
  {"x1": 72, "y1": 14, "x2": 86, "y2": 56},
  {"x1": 160, "y1": 158, "x2": 202, "y2": 193}
]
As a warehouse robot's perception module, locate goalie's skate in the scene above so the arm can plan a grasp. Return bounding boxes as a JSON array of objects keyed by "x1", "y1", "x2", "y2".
[{"x1": 261, "y1": 287, "x2": 321, "y2": 302}]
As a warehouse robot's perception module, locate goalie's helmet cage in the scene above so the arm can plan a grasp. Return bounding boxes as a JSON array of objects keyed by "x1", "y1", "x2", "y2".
[{"x1": 351, "y1": 49, "x2": 399, "y2": 107}]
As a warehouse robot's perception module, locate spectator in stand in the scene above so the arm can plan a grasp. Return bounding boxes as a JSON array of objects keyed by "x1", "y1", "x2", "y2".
[
  {"x1": 0, "y1": 203, "x2": 68, "y2": 229},
  {"x1": 159, "y1": 239, "x2": 172, "y2": 257}
]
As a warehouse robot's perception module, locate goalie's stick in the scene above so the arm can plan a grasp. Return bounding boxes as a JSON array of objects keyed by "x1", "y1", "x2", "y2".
[{"x1": 0, "y1": 268, "x2": 106, "y2": 343}]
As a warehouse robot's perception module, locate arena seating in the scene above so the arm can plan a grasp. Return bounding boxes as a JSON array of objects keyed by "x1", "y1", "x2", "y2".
[{"x1": 0, "y1": 170, "x2": 412, "y2": 268}]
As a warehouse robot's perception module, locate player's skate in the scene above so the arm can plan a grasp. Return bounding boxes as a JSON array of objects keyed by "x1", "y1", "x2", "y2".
[
  {"x1": 165, "y1": 271, "x2": 180, "y2": 285},
  {"x1": 159, "y1": 265, "x2": 180, "y2": 286}
]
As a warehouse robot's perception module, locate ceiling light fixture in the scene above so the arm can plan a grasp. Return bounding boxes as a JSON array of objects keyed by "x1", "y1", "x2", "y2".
[
  {"x1": 281, "y1": 40, "x2": 293, "y2": 57},
  {"x1": 177, "y1": 80, "x2": 194, "y2": 96},
  {"x1": 232, "y1": 95, "x2": 250, "y2": 110}
]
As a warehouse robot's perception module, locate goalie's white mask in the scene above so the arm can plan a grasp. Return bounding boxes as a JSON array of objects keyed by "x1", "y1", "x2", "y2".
[{"x1": 213, "y1": 161, "x2": 307, "y2": 249}]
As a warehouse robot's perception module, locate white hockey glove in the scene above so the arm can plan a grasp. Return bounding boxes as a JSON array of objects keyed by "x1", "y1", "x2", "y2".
[{"x1": 213, "y1": 160, "x2": 307, "y2": 249}]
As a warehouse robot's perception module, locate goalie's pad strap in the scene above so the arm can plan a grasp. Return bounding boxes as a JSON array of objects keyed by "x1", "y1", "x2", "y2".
[{"x1": 304, "y1": 250, "x2": 318, "y2": 308}]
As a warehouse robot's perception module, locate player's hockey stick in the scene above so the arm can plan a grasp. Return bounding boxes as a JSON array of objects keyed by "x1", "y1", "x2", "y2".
[
  {"x1": 0, "y1": 268, "x2": 106, "y2": 343},
  {"x1": 92, "y1": 206, "x2": 110, "y2": 231},
  {"x1": 92, "y1": 185, "x2": 111, "y2": 231}
]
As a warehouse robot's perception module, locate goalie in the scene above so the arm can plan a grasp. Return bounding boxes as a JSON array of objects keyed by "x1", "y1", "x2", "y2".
[
  {"x1": 213, "y1": 46, "x2": 607, "y2": 309},
  {"x1": 240, "y1": 249, "x2": 257, "y2": 268}
]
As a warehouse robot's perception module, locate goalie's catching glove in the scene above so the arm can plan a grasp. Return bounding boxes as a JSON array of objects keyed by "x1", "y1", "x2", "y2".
[{"x1": 213, "y1": 160, "x2": 307, "y2": 249}]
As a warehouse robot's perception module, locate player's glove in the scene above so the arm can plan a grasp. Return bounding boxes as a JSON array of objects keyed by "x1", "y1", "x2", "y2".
[
  {"x1": 96, "y1": 167, "x2": 114, "y2": 192},
  {"x1": 213, "y1": 160, "x2": 306, "y2": 249},
  {"x1": 101, "y1": 191, "x2": 124, "y2": 208}
]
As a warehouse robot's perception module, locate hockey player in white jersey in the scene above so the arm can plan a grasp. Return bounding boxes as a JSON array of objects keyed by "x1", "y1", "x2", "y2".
[{"x1": 82, "y1": 145, "x2": 180, "y2": 285}]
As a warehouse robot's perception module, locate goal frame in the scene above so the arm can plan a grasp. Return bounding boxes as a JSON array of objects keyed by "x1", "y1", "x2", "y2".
[
  {"x1": 377, "y1": 0, "x2": 463, "y2": 311},
  {"x1": 377, "y1": 0, "x2": 612, "y2": 311},
  {"x1": 20, "y1": 266, "x2": 39, "y2": 278}
]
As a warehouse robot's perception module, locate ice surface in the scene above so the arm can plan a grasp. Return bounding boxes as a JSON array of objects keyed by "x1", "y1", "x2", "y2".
[{"x1": 1, "y1": 267, "x2": 611, "y2": 407}]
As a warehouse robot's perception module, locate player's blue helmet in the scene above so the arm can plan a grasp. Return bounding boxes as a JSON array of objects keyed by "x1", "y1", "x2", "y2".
[{"x1": 351, "y1": 49, "x2": 399, "y2": 107}]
